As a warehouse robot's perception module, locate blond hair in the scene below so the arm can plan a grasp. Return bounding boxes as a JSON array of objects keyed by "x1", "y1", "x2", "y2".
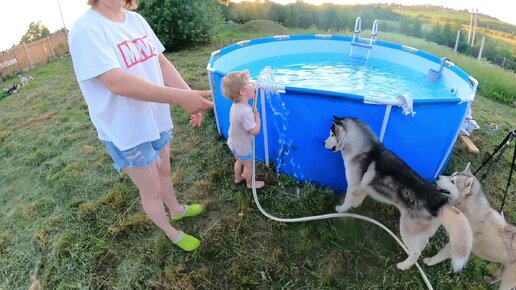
[
  {"x1": 221, "y1": 70, "x2": 250, "y2": 103},
  {"x1": 87, "y1": 0, "x2": 138, "y2": 10}
]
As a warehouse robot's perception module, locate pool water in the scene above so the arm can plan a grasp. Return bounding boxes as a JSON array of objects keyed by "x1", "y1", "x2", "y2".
[{"x1": 234, "y1": 53, "x2": 455, "y2": 100}]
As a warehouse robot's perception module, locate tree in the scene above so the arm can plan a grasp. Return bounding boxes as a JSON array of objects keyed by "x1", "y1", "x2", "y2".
[
  {"x1": 399, "y1": 18, "x2": 422, "y2": 38},
  {"x1": 20, "y1": 21, "x2": 50, "y2": 44},
  {"x1": 318, "y1": 5, "x2": 339, "y2": 30},
  {"x1": 284, "y1": 6, "x2": 299, "y2": 28},
  {"x1": 269, "y1": 4, "x2": 287, "y2": 24},
  {"x1": 138, "y1": 0, "x2": 224, "y2": 50},
  {"x1": 425, "y1": 22, "x2": 456, "y2": 48}
]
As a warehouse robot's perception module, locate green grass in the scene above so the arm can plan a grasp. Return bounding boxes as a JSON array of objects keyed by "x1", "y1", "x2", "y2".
[{"x1": 1, "y1": 25, "x2": 515, "y2": 289}]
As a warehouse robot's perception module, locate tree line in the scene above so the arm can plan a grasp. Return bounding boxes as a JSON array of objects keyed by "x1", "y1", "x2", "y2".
[
  {"x1": 9, "y1": 0, "x2": 516, "y2": 73},
  {"x1": 218, "y1": 1, "x2": 515, "y2": 72},
  {"x1": 137, "y1": 0, "x2": 514, "y2": 72}
]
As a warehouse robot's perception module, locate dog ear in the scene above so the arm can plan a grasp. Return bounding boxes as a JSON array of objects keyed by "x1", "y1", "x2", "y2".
[
  {"x1": 464, "y1": 177, "x2": 475, "y2": 196},
  {"x1": 464, "y1": 162, "x2": 473, "y2": 175}
]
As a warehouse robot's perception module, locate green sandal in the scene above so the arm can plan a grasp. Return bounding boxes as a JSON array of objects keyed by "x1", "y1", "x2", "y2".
[
  {"x1": 173, "y1": 231, "x2": 201, "y2": 251},
  {"x1": 170, "y1": 204, "x2": 204, "y2": 221}
]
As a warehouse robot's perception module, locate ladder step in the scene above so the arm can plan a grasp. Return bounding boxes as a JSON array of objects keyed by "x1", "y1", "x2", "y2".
[{"x1": 351, "y1": 42, "x2": 372, "y2": 49}]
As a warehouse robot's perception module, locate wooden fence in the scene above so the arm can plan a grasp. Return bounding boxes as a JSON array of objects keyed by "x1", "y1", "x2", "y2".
[{"x1": 0, "y1": 31, "x2": 68, "y2": 78}]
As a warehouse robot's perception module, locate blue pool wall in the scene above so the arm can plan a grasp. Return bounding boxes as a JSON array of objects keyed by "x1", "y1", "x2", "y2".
[{"x1": 208, "y1": 35, "x2": 477, "y2": 192}]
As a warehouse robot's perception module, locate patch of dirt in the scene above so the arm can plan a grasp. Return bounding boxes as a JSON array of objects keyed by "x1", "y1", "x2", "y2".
[
  {"x1": 237, "y1": 20, "x2": 290, "y2": 35},
  {"x1": 196, "y1": 200, "x2": 236, "y2": 230}
]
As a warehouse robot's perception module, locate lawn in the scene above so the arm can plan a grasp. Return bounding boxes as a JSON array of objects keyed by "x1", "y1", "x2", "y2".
[{"x1": 1, "y1": 25, "x2": 515, "y2": 289}]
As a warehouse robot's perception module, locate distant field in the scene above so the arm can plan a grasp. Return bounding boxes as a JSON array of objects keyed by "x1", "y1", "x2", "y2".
[
  {"x1": 393, "y1": 9, "x2": 509, "y2": 27},
  {"x1": 489, "y1": 32, "x2": 516, "y2": 46},
  {"x1": 393, "y1": 8, "x2": 516, "y2": 53}
]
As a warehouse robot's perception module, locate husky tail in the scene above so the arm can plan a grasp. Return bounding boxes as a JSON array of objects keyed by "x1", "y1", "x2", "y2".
[{"x1": 438, "y1": 205, "x2": 473, "y2": 272}]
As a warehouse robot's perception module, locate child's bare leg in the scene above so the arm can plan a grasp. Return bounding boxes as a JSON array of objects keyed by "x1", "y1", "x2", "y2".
[
  {"x1": 241, "y1": 159, "x2": 264, "y2": 189},
  {"x1": 124, "y1": 163, "x2": 180, "y2": 241},
  {"x1": 156, "y1": 145, "x2": 183, "y2": 216},
  {"x1": 234, "y1": 158, "x2": 244, "y2": 183}
]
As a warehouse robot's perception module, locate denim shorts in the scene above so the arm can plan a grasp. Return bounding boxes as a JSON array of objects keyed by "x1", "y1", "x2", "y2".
[{"x1": 103, "y1": 131, "x2": 172, "y2": 171}]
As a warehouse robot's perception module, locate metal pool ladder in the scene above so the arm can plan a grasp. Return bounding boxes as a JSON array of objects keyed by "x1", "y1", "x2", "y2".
[
  {"x1": 427, "y1": 57, "x2": 450, "y2": 83},
  {"x1": 350, "y1": 17, "x2": 379, "y2": 60}
]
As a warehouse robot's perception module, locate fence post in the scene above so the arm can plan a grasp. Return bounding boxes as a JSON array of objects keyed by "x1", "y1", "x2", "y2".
[
  {"x1": 454, "y1": 30, "x2": 461, "y2": 52},
  {"x1": 502, "y1": 57, "x2": 506, "y2": 68},
  {"x1": 47, "y1": 36, "x2": 56, "y2": 58},
  {"x1": 477, "y1": 36, "x2": 486, "y2": 61},
  {"x1": 23, "y1": 42, "x2": 33, "y2": 68},
  {"x1": 467, "y1": 8, "x2": 473, "y2": 44},
  {"x1": 471, "y1": 9, "x2": 478, "y2": 46}
]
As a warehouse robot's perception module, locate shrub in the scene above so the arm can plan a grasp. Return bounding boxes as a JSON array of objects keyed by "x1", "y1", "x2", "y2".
[{"x1": 138, "y1": 0, "x2": 224, "y2": 50}]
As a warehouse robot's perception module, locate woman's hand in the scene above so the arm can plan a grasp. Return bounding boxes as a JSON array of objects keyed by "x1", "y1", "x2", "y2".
[{"x1": 177, "y1": 90, "x2": 213, "y2": 114}]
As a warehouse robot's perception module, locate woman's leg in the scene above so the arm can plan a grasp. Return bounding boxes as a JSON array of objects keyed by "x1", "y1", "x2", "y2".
[
  {"x1": 155, "y1": 145, "x2": 184, "y2": 216},
  {"x1": 124, "y1": 163, "x2": 180, "y2": 241},
  {"x1": 156, "y1": 145, "x2": 204, "y2": 222}
]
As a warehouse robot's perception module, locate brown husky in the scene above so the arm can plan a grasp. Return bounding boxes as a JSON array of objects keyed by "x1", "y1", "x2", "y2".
[{"x1": 428, "y1": 163, "x2": 516, "y2": 290}]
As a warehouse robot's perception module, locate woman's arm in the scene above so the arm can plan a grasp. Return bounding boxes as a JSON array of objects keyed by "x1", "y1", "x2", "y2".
[
  {"x1": 158, "y1": 53, "x2": 205, "y2": 127},
  {"x1": 96, "y1": 67, "x2": 212, "y2": 114},
  {"x1": 159, "y1": 54, "x2": 190, "y2": 89}
]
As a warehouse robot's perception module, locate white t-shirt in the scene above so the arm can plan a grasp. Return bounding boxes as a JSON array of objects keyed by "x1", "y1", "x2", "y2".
[
  {"x1": 69, "y1": 9, "x2": 172, "y2": 151},
  {"x1": 227, "y1": 103, "x2": 256, "y2": 157}
]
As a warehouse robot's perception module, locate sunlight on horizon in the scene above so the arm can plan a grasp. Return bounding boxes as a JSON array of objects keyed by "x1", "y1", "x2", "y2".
[
  {"x1": 1, "y1": 0, "x2": 514, "y2": 51},
  {"x1": 235, "y1": 0, "x2": 515, "y2": 25}
]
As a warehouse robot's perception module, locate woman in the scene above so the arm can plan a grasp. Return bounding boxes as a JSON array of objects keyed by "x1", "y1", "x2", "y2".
[{"x1": 68, "y1": 0, "x2": 213, "y2": 251}]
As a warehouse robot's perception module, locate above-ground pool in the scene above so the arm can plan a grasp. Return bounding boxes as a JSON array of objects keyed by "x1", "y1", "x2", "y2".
[{"x1": 207, "y1": 34, "x2": 478, "y2": 192}]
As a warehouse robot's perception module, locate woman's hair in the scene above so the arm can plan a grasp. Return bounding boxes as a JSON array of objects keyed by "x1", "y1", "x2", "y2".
[
  {"x1": 87, "y1": 0, "x2": 138, "y2": 10},
  {"x1": 221, "y1": 70, "x2": 250, "y2": 103}
]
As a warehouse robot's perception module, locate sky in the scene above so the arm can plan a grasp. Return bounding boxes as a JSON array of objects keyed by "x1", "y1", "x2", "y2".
[
  {"x1": 1, "y1": 0, "x2": 514, "y2": 51},
  {"x1": 1, "y1": 0, "x2": 90, "y2": 51}
]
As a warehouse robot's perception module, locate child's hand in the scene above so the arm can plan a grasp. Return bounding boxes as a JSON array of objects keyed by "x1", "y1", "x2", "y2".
[
  {"x1": 189, "y1": 113, "x2": 203, "y2": 127},
  {"x1": 248, "y1": 111, "x2": 261, "y2": 136}
]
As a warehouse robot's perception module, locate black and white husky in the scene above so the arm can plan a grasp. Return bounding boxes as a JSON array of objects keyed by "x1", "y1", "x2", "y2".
[{"x1": 324, "y1": 116, "x2": 473, "y2": 271}]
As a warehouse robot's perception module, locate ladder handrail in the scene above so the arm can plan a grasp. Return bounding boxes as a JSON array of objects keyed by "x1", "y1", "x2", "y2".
[
  {"x1": 354, "y1": 17, "x2": 362, "y2": 33},
  {"x1": 352, "y1": 17, "x2": 362, "y2": 44},
  {"x1": 368, "y1": 19, "x2": 379, "y2": 46},
  {"x1": 371, "y1": 20, "x2": 379, "y2": 39},
  {"x1": 350, "y1": 17, "x2": 379, "y2": 60}
]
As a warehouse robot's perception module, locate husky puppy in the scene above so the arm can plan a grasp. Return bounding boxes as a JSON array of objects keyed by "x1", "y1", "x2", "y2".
[
  {"x1": 324, "y1": 116, "x2": 473, "y2": 271},
  {"x1": 427, "y1": 163, "x2": 516, "y2": 290}
]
